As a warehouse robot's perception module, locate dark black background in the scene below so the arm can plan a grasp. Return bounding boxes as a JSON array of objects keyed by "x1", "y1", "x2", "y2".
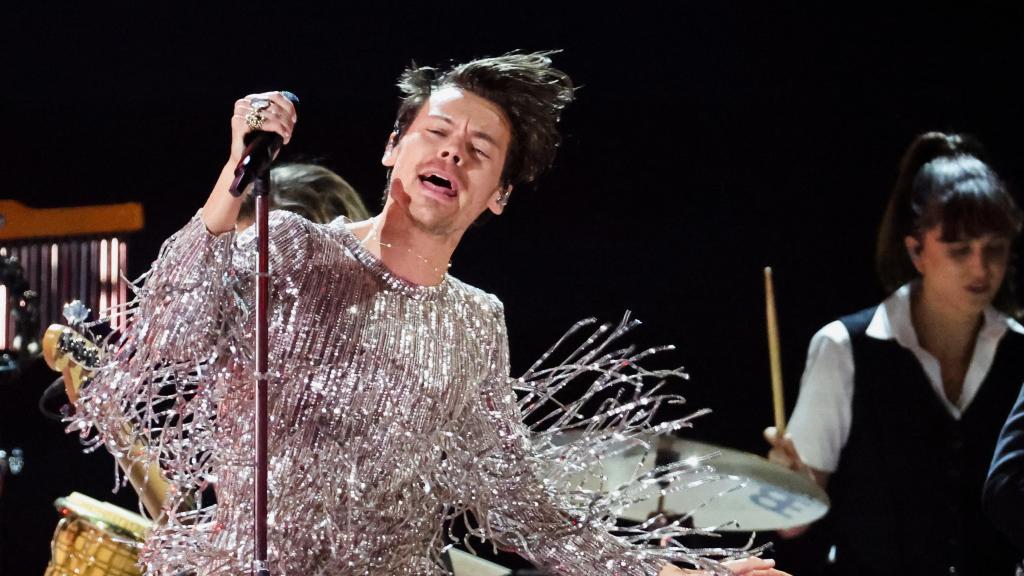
[{"x1": 2, "y1": 2, "x2": 1023, "y2": 573}]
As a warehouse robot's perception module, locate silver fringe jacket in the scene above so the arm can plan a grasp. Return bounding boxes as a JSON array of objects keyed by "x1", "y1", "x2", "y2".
[{"x1": 70, "y1": 211, "x2": 742, "y2": 575}]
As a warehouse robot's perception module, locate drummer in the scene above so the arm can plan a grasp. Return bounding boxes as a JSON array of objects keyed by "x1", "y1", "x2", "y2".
[{"x1": 766, "y1": 132, "x2": 1024, "y2": 575}]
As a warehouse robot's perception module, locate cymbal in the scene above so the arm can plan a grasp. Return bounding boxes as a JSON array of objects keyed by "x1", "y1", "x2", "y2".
[
  {"x1": 448, "y1": 549, "x2": 511, "y2": 576},
  {"x1": 558, "y1": 434, "x2": 829, "y2": 532}
]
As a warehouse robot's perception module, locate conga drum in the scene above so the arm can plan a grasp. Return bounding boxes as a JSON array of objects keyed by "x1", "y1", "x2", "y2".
[{"x1": 44, "y1": 492, "x2": 152, "y2": 576}]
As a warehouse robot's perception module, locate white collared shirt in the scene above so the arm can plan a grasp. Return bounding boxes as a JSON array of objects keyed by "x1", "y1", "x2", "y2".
[{"x1": 787, "y1": 283, "x2": 1024, "y2": 473}]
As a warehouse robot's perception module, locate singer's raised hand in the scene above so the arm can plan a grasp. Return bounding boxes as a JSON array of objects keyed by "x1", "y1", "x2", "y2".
[
  {"x1": 202, "y1": 90, "x2": 299, "y2": 234},
  {"x1": 229, "y1": 91, "x2": 298, "y2": 162}
]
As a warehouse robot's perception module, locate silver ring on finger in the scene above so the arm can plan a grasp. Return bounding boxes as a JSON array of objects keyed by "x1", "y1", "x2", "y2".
[{"x1": 250, "y1": 97, "x2": 271, "y2": 112}]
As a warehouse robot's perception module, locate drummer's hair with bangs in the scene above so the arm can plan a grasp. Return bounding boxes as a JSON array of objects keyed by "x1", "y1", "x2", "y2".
[
  {"x1": 877, "y1": 132, "x2": 1024, "y2": 315},
  {"x1": 390, "y1": 50, "x2": 576, "y2": 190}
]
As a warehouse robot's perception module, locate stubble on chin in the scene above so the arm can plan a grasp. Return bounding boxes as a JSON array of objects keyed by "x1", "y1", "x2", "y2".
[
  {"x1": 389, "y1": 177, "x2": 460, "y2": 237},
  {"x1": 409, "y1": 206, "x2": 457, "y2": 237}
]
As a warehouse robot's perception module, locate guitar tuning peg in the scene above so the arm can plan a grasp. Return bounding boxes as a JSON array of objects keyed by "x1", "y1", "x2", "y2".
[{"x1": 62, "y1": 300, "x2": 91, "y2": 326}]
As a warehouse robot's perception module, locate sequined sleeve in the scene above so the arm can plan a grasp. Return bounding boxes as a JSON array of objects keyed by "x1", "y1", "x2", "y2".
[
  {"x1": 450, "y1": 302, "x2": 667, "y2": 576},
  {"x1": 128, "y1": 210, "x2": 314, "y2": 361},
  {"x1": 129, "y1": 213, "x2": 238, "y2": 360},
  {"x1": 449, "y1": 303, "x2": 762, "y2": 576},
  {"x1": 70, "y1": 210, "x2": 315, "y2": 513},
  {"x1": 467, "y1": 388, "x2": 669, "y2": 575}
]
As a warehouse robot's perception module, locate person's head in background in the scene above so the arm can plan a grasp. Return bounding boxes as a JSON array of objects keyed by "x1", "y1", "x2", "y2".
[
  {"x1": 237, "y1": 163, "x2": 370, "y2": 230},
  {"x1": 877, "y1": 132, "x2": 1023, "y2": 317}
]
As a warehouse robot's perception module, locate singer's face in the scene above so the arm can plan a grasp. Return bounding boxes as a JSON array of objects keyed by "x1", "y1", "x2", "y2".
[{"x1": 382, "y1": 86, "x2": 511, "y2": 237}]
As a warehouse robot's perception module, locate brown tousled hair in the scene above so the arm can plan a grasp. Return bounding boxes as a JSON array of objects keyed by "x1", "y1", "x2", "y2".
[{"x1": 876, "y1": 132, "x2": 1023, "y2": 314}]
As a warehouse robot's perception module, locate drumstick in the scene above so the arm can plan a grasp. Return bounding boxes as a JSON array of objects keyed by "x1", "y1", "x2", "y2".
[{"x1": 764, "y1": 267, "x2": 786, "y2": 437}]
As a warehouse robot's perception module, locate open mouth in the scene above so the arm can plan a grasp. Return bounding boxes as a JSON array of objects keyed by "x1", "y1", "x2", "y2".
[{"x1": 419, "y1": 173, "x2": 457, "y2": 197}]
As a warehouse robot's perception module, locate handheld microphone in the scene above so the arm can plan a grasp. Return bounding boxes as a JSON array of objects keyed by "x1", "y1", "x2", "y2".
[{"x1": 229, "y1": 90, "x2": 300, "y2": 196}]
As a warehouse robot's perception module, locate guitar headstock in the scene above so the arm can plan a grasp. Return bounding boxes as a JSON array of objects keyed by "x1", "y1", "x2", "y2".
[{"x1": 41, "y1": 324, "x2": 102, "y2": 401}]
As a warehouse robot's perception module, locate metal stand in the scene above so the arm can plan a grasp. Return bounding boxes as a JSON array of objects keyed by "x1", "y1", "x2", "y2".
[
  {"x1": 253, "y1": 176, "x2": 271, "y2": 576},
  {"x1": 227, "y1": 92, "x2": 299, "y2": 576}
]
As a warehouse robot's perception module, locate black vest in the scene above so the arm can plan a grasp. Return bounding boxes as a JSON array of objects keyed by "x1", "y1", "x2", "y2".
[{"x1": 825, "y1": 306, "x2": 1024, "y2": 575}]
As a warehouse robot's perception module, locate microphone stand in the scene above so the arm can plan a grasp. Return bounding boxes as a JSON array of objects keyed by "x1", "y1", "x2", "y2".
[
  {"x1": 252, "y1": 175, "x2": 271, "y2": 576},
  {"x1": 230, "y1": 139, "x2": 278, "y2": 576},
  {"x1": 229, "y1": 92, "x2": 298, "y2": 576}
]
